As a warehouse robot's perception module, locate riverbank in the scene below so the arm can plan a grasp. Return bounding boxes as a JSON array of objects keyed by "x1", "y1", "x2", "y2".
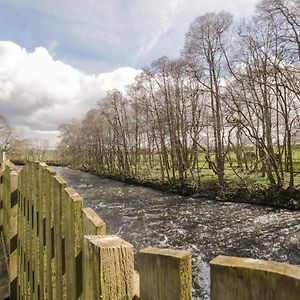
[
  {"x1": 82, "y1": 168, "x2": 300, "y2": 211},
  {"x1": 11, "y1": 160, "x2": 300, "y2": 210}
]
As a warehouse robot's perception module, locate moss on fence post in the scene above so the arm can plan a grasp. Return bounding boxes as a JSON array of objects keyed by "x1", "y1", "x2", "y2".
[
  {"x1": 8, "y1": 169, "x2": 18, "y2": 299},
  {"x1": 139, "y1": 247, "x2": 192, "y2": 300},
  {"x1": 83, "y1": 235, "x2": 134, "y2": 300},
  {"x1": 52, "y1": 175, "x2": 67, "y2": 300},
  {"x1": 64, "y1": 187, "x2": 83, "y2": 300},
  {"x1": 210, "y1": 255, "x2": 300, "y2": 300}
]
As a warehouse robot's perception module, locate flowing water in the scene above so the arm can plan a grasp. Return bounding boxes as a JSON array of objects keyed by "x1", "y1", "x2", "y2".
[{"x1": 53, "y1": 167, "x2": 300, "y2": 299}]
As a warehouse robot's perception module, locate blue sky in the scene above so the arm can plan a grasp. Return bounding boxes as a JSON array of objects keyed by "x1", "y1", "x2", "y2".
[
  {"x1": 0, "y1": 0, "x2": 259, "y2": 73},
  {"x1": 0, "y1": 0, "x2": 259, "y2": 145}
]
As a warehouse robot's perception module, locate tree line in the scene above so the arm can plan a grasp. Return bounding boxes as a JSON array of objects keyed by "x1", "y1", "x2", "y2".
[
  {"x1": 59, "y1": 0, "x2": 300, "y2": 192},
  {"x1": 0, "y1": 114, "x2": 53, "y2": 162}
]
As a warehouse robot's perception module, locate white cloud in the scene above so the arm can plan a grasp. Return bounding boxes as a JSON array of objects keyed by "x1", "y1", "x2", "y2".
[{"x1": 0, "y1": 41, "x2": 141, "y2": 146}]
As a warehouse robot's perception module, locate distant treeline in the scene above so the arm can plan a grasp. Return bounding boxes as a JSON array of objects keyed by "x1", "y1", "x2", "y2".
[{"x1": 59, "y1": 0, "x2": 300, "y2": 197}]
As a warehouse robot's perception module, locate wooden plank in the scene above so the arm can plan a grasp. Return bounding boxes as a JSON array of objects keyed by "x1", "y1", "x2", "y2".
[
  {"x1": 83, "y1": 235, "x2": 134, "y2": 300},
  {"x1": 139, "y1": 247, "x2": 192, "y2": 300},
  {"x1": 45, "y1": 167, "x2": 56, "y2": 300},
  {"x1": 64, "y1": 187, "x2": 83, "y2": 300},
  {"x1": 82, "y1": 207, "x2": 106, "y2": 236},
  {"x1": 52, "y1": 175, "x2": 67, "y2": 300},
  {"x1": 210, "y1": 255, "x2": 300, "y2": 300},
  {"x1": 17, "y1": 164, "x2": 25, "y2": 299},
  {"x1": 24, "y1": 163, "x2": 31, "y2": 298},
  {"x1": 0, "y1": 165, "x2": 19, "y2": 299},
  {"x1": 8, "y1": 169, "x2": 18, "y2": 299},
  {"x1": 27, "y1": 162, "x2": 34, "y2": 299},
  {"x1": 32, "y1": 162, "x2": 40, "y2": 300},
  {"x1": 2, "y1": 166, "x2": 10, "y2": 252},
  {"x1": 61, "y1": 182, "x2": 67, "y2": 300},
  {"x1": 38, "y1": 162, "x2": 47, "y2": 299}
]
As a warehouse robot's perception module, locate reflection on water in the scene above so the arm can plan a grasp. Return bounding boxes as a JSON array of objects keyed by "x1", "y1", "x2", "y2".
[{"x1": 53, "y1": 167, "x2": 300, "y2": 300}]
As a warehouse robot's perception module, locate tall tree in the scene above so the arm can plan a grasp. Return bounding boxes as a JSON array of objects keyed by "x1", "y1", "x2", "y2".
[{"x1": 183, "y1": 12, "x2": 233, "y2": 187}]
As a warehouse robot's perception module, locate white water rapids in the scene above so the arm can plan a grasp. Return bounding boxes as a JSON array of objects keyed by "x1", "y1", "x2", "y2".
[{"x1": 54, "y1": 167, "x2": 300, "y2": 299}]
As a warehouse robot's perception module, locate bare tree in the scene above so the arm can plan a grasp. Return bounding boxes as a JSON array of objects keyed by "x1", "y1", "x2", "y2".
[
  {"x1": 0, "y1": 114, "x2": 14, "y2": 153},
  {"x1": 183, "y1": 12, "x2": 233, "y2": 187}
]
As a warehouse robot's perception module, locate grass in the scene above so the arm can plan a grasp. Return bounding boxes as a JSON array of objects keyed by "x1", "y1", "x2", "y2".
[
  {"x1": 9, "y1": 148, "x2": 300, "y2": 209},
  {"x1": 128, "y1": 149, "x2": 300, "y2": 192}
]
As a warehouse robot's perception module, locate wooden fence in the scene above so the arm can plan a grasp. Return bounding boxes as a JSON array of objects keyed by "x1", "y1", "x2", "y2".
[
  {"x1": 0, "y1": 161, "x2": 192, "y2": 300},
  {"x1": 0, "y1": 160, "x2": 300, "y2": 300}
]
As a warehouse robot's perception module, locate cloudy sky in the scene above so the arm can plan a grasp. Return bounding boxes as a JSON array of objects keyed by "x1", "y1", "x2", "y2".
[{"x1": 0, "y1": 0, "x2": 259, "y2": 147}]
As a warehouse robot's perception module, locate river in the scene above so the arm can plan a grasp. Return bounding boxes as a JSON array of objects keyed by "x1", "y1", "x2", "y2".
[{"x1": 53, "y1": 166, "x2": 300, "y2": 299}]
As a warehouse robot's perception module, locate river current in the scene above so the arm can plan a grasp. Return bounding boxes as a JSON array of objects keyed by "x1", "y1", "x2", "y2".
[{"x1": 53, "y1": 167, "x2": 300, "y2": 299}]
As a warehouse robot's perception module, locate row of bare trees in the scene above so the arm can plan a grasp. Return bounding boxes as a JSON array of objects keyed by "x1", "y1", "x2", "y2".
[
  {"x1": 0, "y1": 114, "x2": 51, "y2": 162},
  {"x1": 59, "y1": 0, "x2": 300, "y2": 191}
]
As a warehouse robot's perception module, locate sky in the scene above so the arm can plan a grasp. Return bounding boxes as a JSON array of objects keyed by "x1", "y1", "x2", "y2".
[{"x1": 0, "y1": 0, "x2": 259, "y2": 147}]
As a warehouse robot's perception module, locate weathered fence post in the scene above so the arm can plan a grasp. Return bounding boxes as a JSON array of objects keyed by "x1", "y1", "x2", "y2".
[
  {"x1": 17, "y1": 163, "x2": 25, "y2": 299},
  {"x1": 39, "y1": 162, "x2": 48, "y2": 299},
  {"x1": 45, "y1": 167, "x2": 56, "y2": 300},
  {"x1": 210, "y1": 255, "x2": 300, "y2": 300},
  {"x1": 30, "y1": 162, "x2": 38, "y2": 298},
  {"x1": 2, "y1": 167, "x2": 10, "y2": 252},
  {"x1": 139, "y1": 247, "x2": 192, "y2": 300},
  {"x1": 83, "y1": 235, "x2": 134, "y2": 300},
  {"x1": 64, "y1": 187, "x2": 83, "y2": 300},
  {"x1": 31, "y1": 162, "x2": 39, "y2": 300},
  {"x1": 0, "y1": 166, "x2": 9, "y2": 299},
  {"x1": 52, "y1": 175, "x2": 67, "y2": 300},
  {"x1": 1, "y1": 165, "x2": 19, "y2": 299},
  {"x1": 82, "y1": 207, "x2": 106, "y2": 236},
  {"x1": 28, "y1": 162, "x2": 35, "y2": 299},
  {"x1": 8, "y1": 169, "x2": 18, "y2": 299}
]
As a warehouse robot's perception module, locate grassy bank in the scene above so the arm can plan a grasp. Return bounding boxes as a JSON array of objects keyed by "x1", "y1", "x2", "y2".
[
  {"x1": 83, "y1": 167, "x2": 300, "y2": 211},
  {"x1": 11, "y1": 158, "x2": 300, "y2": 210}
]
